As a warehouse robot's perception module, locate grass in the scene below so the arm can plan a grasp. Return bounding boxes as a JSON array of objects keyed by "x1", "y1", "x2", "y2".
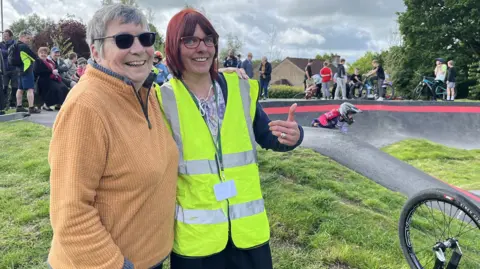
[
  {"x1": 382, "y1": 139, "x2": 480, "y2": 190},
  {"x1": 0, "y1": 121, "x2": 52, "y2": 269},
  {"x1": 0, "y1": 120, "x2": 411, "y2": 269}
]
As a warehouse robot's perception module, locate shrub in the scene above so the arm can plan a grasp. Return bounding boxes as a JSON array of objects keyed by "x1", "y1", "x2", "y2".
[{"x1": 268, "y1": 85, "x2": 304, "y2": 99}]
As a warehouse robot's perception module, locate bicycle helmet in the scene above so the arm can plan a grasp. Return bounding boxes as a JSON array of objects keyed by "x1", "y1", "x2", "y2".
[
  {"x1": 339, "y1": 102, "x2": 362, "y2": 125},
  {"x1": 154, "y1": 51, "x2": 163, "y2": 59}
]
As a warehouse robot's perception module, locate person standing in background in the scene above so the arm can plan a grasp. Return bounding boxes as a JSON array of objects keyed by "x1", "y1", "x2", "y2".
[
  {"x1": 241, "y1": 52, "x2": 254, "y2": 78},
  {"x1": 334, "y1": 58, "x2": 347, "y2": 100},
  {"x1": 319, "y1": 61, "x2": 332, "y2": 100},
  {"x1": 259, "y1": 56, "x2": 272, "y2": 99},
  {"x1": 304, "y1": 59, "x2": 313, "y2": 91},
  {"x1": 446, "y1": 60, "x2": 456, "y2": 101},
  {"x1": 223, "y1": 50, "x2": 238, "y2": 68},
  {"x1": 0, "y1": 29, "x2": 19, "y2": 109}
]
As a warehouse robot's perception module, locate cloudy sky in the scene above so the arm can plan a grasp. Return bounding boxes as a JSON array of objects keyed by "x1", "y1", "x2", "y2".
[{"x1": 4, "y1": 0, "x2": 406, "y2": 62}]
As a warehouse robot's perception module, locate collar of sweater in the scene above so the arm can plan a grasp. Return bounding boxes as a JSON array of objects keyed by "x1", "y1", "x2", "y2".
[{"x1": 86, "y1": 58, "x2": 155, "y2": 92}]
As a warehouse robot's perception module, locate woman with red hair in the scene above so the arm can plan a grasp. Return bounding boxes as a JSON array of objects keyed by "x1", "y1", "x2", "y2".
[{"x1": 157, "y1": 8, "x2": 304, "y2": 269}]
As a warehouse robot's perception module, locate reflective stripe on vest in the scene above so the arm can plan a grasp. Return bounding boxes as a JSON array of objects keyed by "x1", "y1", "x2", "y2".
[
  {"x1": 157, "y1": 74, "x2": 270, "y2": 256},
  {"x1": 175, "y1": 198, "x2": 265, "y2": 224},
  {"x1": 159, "y1": 78, "x2": 257, "y2": 175}
]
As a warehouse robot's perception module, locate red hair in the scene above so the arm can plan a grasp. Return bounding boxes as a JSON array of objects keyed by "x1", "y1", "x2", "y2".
[{"x1": 165, "y1": 8, "x2": 219, "y2": 80}]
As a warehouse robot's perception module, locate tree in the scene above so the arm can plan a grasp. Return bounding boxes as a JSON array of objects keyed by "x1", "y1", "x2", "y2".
[
  {"x1": 265, "y1": 24, "x2": 283, "y2": 61},
  {"x1": 9, "y1": 14, "x2": 55, "y2": 38},
  {"x1": 31, "y1": 18, "x2": 89, "y2": 58},
  {"x1": 58, "y1": 19, "x2": 90, "y2": 58},
  {"x1": 393, "y1": 0, "x2": 480, "y2": 99},
  {"x1": 219, "y1": 33, "x2": 243, "y2": 61},
  {"x1": 347, "y1": 51, "x2": 379, "y2": 74},
  {"x1": 315, "y1": 52, "x2": 337, "y2": 62}
]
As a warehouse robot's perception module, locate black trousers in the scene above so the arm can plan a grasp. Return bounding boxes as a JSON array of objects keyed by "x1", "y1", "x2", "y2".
[
  {"x1": 170, "y1": 239, "x2": 273, "y2": 269},
  {"x1": 0, "y1": 74, "x2": 4, "y2": 111},
  {"x1": 3, "y1": 70, "x2": 19, "y2": 107}
]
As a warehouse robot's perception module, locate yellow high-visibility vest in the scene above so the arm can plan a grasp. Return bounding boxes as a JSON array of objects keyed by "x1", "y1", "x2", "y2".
[{"x1": 155, "y1": 72, "x2": 270, "y2": 257}]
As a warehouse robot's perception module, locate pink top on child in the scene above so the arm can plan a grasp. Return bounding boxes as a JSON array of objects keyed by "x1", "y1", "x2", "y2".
[{"x1": 76, "y1": 66, "x2": 86, "y2": 77}]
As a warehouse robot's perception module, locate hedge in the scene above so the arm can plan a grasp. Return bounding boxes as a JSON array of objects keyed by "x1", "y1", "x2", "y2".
[{"x1": 267, "y1": 85, "x2": 304, "y2": 99}]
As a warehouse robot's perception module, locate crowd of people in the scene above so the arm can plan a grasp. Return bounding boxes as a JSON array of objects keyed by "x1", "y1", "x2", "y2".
[
  {"x1": 303, "y1": 58, "x2": 388, "y2": 101},
  {"x1": 0, "y1": 29, "x2": 88, "y2": 115}
]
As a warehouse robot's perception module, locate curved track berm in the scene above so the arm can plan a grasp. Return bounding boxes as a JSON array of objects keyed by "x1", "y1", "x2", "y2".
[{"x1": 262, "y1": 99, "x2": 480, "y2": 207}]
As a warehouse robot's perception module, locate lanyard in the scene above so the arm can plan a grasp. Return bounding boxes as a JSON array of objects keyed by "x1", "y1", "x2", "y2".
[{"x1": 181, "y1": 79, "x2": 226, "y2": 180}]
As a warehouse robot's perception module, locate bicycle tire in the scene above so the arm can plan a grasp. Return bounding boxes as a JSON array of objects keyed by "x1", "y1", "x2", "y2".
[
  {"x1": 412, "y1": 84, "x2": 424, "y2": 100},
  {"x1": 355, "y1": 86, "x2": 368, "y2": 99},
  {"x1": 398, "y1": 188, "x2": 480, "y2": 269},
  {"x1": 293, "y1": 92, "x2": 306, "y2": 99},
  {"x1": 383, "y1": 84, "x2": 395, "y2": 100}
]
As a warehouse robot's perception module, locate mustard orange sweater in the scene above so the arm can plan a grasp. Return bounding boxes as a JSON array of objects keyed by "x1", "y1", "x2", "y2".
[{"x1": 48, "y1": 65, "x2": 179, "y2": 269}]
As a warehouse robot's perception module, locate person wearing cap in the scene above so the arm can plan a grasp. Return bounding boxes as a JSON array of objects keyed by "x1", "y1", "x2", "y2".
[
  {"x1": 49, "y1": 46, "x2": 77, "y2": 89},
  {"x1": 75, "y1": 57, "x2": 87, "y2": 78},
  {"x1": 153, "y1": 51, "x2": 169, "y2": 86}
]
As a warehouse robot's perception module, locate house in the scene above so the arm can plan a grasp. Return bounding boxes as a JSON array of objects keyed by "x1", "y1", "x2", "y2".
[{"x1": 270, "y1": 56, "x2": 340, "y2": 87}]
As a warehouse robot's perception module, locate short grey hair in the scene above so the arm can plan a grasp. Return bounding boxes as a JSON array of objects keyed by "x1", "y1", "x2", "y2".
[
  {"x1": 86, "y1": 3, "x2": 149, "y2": 58},
  {"x1": 19, "y1": 30, "x2": 32, "y2": 37}
]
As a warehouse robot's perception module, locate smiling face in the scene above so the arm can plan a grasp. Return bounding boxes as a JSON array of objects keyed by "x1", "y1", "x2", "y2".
[
  {"x1": 38, "y1": 50, "x2": 48, "y2": 60},
  {"x1": 180, "y1": 24, "x2": 216, "y2": 77},
  {"x1": 91, "y1": 19, "x2": 154, "y2": 87}
]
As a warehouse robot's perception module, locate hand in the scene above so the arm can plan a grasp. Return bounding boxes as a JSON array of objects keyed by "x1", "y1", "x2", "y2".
[
  {"x1": 268, "y1": 103, "x2": 301, "y2": 146},
  {"x1": 218, "y1": 67, "x2": 249, "y2": 79},
  {"x1": 53, "y1": 69, "x2": 59, "y2": 76}
]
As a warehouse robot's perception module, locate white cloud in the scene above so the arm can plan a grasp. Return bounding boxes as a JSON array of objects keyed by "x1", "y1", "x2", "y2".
[
  {"x1": 278, "y1": 27, "x2": 326, "y2": 46},
  {"x1": 3, "y1": 0, "x2": 406, "y2": 63}
]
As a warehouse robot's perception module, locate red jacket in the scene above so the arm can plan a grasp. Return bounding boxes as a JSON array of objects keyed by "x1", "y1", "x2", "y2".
[{"x1": 318, "y1": 109, "x2": 341, "y2": 126}]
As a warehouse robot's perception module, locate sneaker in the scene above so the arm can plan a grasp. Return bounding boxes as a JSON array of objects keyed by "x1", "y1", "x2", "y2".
[
  {"x1": 320, "y1": 97, "x2": 326, "y2": 100},
  {"x1": 42, "y1": 105, "x2": 54, "y2": 111},
  {"x1": 29, "y1": 107, "x2": 41, "y2": 114},
  {"x1": 334, "y1": 97, "x2": 340, "y2": 100},
  {"x1": 16, "y1": 106, "x2": 28, "y2": 113},
  {"x1": 376, "y1": 97, "x2": 384, "y2": 101},
  {"x1": 342, "y1": 97, "x2": 348, "y2": 100}
]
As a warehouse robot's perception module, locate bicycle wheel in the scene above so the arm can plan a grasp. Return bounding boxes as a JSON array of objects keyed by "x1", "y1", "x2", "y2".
[
  {"x1": 354, "y1": 86, "x2": 367, "y2": 99},
  {"x1": 383, "y1": 84, "x2": 395, "y2": 100},
  {"x1": 412, "y1": 84, "x2": 424, "y2": 100},
  {"x1": 293, "y1": 92, "x2": 306, "y2": 99},
  {"x1": 399, "y1": 188, "x2": 480, "y2": 269}
]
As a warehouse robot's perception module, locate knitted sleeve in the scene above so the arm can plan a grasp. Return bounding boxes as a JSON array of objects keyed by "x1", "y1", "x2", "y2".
[{"x1": 48, "y1": 101, "x2": 125, "y2": 269}]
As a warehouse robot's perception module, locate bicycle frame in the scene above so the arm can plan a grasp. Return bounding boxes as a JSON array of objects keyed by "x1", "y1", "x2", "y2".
[{"x1": 432, "y1": 238, "x2": 463, "y2": 269}]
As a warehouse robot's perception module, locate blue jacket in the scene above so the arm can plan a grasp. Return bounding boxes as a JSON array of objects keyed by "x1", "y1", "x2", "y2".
[
  {"x1": 217, "y1": 72, "x2": 304, "y2": 151},
  {"x1": 0, "y1": 39, "x2": 16, "y2": 71},
  {"x1": 154, "y1": 63, "x2": 169, "y2": 84},
  {"x1": 241, "y1": 59, "x2": 254, "y2": 79}
]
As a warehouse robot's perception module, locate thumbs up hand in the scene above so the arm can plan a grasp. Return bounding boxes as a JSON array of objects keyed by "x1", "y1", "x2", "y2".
[{"x1": 268, "y1": 103, "x2": 301, "y2": 146}]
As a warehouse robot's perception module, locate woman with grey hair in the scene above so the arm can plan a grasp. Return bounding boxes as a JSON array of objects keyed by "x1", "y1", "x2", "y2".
[{"x1": 47, "y1": 4, "x2": 179, "y2": 269}]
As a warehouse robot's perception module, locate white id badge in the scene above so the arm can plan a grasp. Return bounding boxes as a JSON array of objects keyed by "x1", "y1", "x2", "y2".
[{"x1": 214, "y1": 180, "x2": 237, "y2": 201}]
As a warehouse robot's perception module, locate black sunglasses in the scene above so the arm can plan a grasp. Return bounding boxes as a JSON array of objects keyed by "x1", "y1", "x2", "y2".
[
  {"x1": 93, "y1": 32, "x2": 156, "y2": 50},
  {"x1": 180, "y1": 35, "x2": 216, "y2": 49}
]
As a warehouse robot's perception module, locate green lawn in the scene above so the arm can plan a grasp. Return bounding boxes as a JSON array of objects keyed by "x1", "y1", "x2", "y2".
[
  {"x1": 0, "y1": 121, "x2": 412, "y2": 268},
  {"x1": 382, "y1": 139, "x2": 480, "y2": 190},
  {"x1": 0, "y1": 121, "x2": 52, "y2": 269}
]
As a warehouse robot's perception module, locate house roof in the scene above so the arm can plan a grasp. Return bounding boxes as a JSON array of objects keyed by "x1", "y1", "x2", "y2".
[{"x1": 285, "y1": 57, "x2": 328, "y2": 73}]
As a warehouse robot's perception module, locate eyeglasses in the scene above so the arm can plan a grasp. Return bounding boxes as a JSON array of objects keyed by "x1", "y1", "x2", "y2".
[
  {"x1": 180, "y1": 35, "x2": 216, "y2": 49},
  {"x1": 93, "y1": 32, "x2": 156, "y2": 50}
]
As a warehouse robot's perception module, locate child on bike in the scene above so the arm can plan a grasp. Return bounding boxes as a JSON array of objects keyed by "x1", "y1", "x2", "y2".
[
  {"x1": 310, "y1": 102, "x2": 362, "y2": 133},
  {"x1": 364, "y1": 60, "x2": 386, "y2": 101}
]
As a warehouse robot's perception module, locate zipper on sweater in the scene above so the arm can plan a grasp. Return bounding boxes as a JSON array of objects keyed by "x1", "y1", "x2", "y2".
[{"x1": 131, "y1": 85, "x2": 152, "y2": 129}]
